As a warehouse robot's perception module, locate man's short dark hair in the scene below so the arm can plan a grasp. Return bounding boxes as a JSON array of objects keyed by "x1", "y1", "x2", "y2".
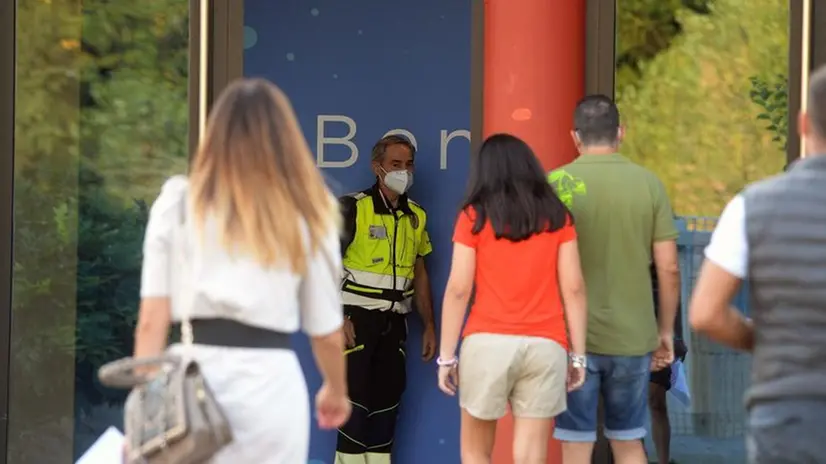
[
  {"x1": 573, "y1": 94, "x2": 620, "y2": 146},
  {"x1": 808, "y1": 65, "x2": 826, "y2": 138},
  {"x1": 371, "y1": 134, "x2": 416, "y2": 163}
]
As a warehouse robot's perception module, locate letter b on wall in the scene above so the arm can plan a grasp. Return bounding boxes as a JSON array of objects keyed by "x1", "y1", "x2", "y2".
[{"x1": 317, "y1": 114, "x2": 358, "y2": 168}]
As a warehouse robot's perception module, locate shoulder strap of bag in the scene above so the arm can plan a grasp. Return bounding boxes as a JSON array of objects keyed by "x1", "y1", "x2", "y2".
[
  {"x1": 318, "y1": 240, "x2": 342, "y2": 284},
  {"x1": 172, "y1": 180, "x2": 195, "y2": 346}
]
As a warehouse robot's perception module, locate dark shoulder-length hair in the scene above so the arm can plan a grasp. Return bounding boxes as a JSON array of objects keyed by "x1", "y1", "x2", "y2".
[{"x1": 460, "y1": 133, "x2": 571, "y2": 242}]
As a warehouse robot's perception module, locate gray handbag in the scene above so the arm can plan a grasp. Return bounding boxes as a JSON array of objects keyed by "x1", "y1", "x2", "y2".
[{"x1": 98, "y1": 181, "x2": 233, "y2": 463}]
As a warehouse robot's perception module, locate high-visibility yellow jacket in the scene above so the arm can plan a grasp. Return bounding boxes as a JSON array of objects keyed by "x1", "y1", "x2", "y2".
[{"x1": 339, "y1": 184, "x2": 432, "y2": 313}]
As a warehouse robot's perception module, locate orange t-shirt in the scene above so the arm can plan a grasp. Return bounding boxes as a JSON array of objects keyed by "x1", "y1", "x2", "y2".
[{"x1": 453, "y1": 208, "x2": 576, "y2": 350}]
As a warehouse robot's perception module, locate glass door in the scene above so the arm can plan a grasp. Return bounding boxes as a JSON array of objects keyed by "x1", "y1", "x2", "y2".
[
  {"x1": 1, "y1": 0, "x2": 204, "y2": 461},
  {"x1": 611, "y1": 1, "x2": 798, "y2": 463}
]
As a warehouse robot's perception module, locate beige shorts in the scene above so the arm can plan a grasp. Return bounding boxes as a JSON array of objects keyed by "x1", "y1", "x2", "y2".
[{"x1": 459, "y1": 333, "x2": 568, "y2": 420}]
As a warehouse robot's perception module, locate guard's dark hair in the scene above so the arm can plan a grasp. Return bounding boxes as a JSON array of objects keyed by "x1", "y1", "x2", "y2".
[
  {"x1": 808, "y1": 65, "x2": 826, "y2": 138},
  {"x1": 573, "y1": 94, "x2": 620, "y2": 146},
  {"x1": 460, "y1": 133, "x2": 571, "y2": 242},
  {"x1": 371, "y1": 134, "x2": 416, "y2": 163}
]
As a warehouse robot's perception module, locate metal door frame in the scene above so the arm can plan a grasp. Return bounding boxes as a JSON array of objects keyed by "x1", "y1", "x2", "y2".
[
  {"x1": 0, "y1": 0, "x2": 244, "y2": 460},
  {"x1": 0, "y1": 0, "x2": 15, "y2": 460},
  {"x1": 585, "y1": 0, "x2": 616, "y2": 97},
  {"x1": 189, "y1": 0, "x2": 245, "y2": 152}
]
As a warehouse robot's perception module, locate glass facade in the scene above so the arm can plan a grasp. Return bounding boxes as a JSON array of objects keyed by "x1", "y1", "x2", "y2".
[
  {"x1": 616, "y1": 0, "x2": 789, "y2": 217},
  {"x1": 615, "y1": 1, "x2": 790, "y2": 462},
  {"x1": 7, "y1": 0, "x2": 189, "y2": 461},
  {"x1": 0, "y1": 1, "x2": 814, "y2": 463}
]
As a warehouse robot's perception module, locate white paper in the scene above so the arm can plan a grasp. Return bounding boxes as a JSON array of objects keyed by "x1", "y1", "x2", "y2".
[
  {"x1": 76, "y1": 426, "x2": 124, "y2": 464},
  {"x1": 668, "y1": 359, "x2": 692, "y2": 408}
]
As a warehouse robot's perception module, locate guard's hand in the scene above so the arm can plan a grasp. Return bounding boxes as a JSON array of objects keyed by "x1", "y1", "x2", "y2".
[
  {"x1": 421, "y1": 325, "x2": 437, "y2": 361},
  {"x1": 651, "y1": 335, "x2": 674, "y2": 371},
  {"x1": 437, "y1": 365, "x2": 459, "y2": 396},
  {"x1": 343, "y1": 319, "x2": 356, "y2": 349}
]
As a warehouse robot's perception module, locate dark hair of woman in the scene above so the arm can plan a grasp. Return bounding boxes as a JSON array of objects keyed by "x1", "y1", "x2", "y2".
[{"x1": 460, "y1": 133, "x2": 571, "y2": 242}]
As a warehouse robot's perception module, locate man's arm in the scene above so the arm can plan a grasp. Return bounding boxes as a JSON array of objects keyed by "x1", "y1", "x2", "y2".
[
  {"x1": 690, "y1": 262, "x2": 753, "y2": 351},
  {"x1": 338, "y1": 195, "x2": 357, "y2": 344},
  {"x1": 653, "y1": 241, "x2": 680, "y2": 338},
  {"x1": 414, "y1": 257, "x2": 435, "y2": 329},
  {"x1": 651, "y1": 176, "x2": 681, "y2": 338},
  {"x1": 338, "y1": 196, "x2": 357, "y2": 257},
  {"x1": 689, "y1": 195, "x2": 754, "y2": 351},
  {"x1": 414, "y1": 226, "x2": 435, "y2": 329}
]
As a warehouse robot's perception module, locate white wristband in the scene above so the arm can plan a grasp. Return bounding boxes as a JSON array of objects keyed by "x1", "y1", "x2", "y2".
[{"x1": 436, "y1": 356, "x2": 458, "y2": 367}]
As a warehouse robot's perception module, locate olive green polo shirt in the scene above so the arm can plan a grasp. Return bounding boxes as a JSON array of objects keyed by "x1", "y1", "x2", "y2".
[{"x1": 549, "y1": 154, "x2": 678, "y2": 356}]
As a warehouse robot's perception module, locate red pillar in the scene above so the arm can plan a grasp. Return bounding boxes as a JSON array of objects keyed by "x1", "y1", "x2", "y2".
[
  {"x1": 483, "y1": 0, "x2": 585, "y2": 171},
  {"x1": 483, "y1": 0, "x2": 586, "y2": 463}
]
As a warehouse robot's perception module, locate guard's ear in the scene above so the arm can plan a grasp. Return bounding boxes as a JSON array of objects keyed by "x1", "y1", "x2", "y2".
[
  {"x1": 798, "y1": 111, "x2": 809, "y2": 138},
  {"x1": 570, "y1": 130, "x2": 581, "y2": 147},
  {"x1": 799, "y1": 112, "x2": 810, "y2": 159}
]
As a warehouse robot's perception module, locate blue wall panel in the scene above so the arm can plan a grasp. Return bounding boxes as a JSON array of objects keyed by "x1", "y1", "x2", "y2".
[{"x1": 244, "y1": 1, "x2": 472, "y2": 462}]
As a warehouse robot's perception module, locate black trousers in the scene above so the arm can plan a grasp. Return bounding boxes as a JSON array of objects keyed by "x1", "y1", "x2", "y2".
[{"x1": 336, "y1": 306, "x2": 407, "y2": 457}]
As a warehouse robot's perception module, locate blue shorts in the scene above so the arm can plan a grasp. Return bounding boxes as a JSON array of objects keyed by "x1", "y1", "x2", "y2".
[{"x1": 553, "y1": 354, "x2": 651, "y2": 442}]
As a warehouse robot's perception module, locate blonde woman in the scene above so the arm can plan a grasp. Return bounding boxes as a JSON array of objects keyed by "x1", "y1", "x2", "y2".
[{"x1": 133, "y1": 78, "x2": 350, "y2": 462}]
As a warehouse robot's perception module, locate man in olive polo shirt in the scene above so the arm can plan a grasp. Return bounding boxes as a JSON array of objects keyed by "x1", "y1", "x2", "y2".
[{"x1": 549, "y1": 95, "x2": 681, "y2": 464}]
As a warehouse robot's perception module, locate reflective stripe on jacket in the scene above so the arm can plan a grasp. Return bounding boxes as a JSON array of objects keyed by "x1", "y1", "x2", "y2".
[{"x1": 339, "y1": 185, "x2": 432, "y2": 313}]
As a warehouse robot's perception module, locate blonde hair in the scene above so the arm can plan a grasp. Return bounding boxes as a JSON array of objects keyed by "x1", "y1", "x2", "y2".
[{"x1": 189, "y1": 78, "x2": 338, "y2": 274}]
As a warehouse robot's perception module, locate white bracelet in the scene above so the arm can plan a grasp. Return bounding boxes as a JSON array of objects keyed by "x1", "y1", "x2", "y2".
[{"x1": 436, "y1": 356, "x2": 458, "y2": 367}]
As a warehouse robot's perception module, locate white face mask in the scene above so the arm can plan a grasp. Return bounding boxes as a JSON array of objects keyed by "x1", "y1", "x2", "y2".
[{"x1": 381, "y1": 168, "x2": 413, "y2": 195}]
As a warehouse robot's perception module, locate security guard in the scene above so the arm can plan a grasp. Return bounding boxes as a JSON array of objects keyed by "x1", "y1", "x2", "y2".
[{"x1": 335, "y1": 135, "x2": 437, "y2": 464}]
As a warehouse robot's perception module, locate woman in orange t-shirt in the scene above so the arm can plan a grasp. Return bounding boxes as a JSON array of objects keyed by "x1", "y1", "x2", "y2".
[{"x1": 437, "y1": 133, "x2": 588, "y2": 463}]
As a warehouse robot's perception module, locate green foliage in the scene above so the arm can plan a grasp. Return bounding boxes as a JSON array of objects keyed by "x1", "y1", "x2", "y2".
[
  {"x1": 749, "y1": 74, "x2": 789, "y2": 150},
  {"x1": 78, "y1": 0, "x2": 188, "y2": 375},
  {"x1": 616, "y1": 0, "x2": 714, "y2": 96},
  {"x1": 79, "y1": 0, "x2": 190, "y2": 204},
  {"x1": 617, "y1": 0, "x2": 789, "y2": 217},
  {"x1": 10, "y1": 0, "x2": 188, "y2": 459}
]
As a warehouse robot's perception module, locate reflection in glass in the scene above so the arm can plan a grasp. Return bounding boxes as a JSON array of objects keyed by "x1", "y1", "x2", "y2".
[
  {"x1": 10, "y1": 0, "x2": 189, "y2": 461},
  {"x1": 615, "y1": 1, "x2": 789, "y2": 463},
  {"x1": 617, "y1": 0, "x2": 788, "y2": 217}
]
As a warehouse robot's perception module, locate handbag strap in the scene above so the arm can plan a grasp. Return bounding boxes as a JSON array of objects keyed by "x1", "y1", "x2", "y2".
[
  {"x1": 319, "y1": 194, "x2": 344, "y2": 285},
  {"x1": 173, "y1": 180, "x2": 195, "y2": 347},
  {"x1": 99, "y1": 355, "x2": 182, "y2": 388}
]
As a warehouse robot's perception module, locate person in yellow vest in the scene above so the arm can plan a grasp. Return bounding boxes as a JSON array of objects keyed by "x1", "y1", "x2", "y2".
[{"x1": 334, "y1": 135, "x2": 437, "y2": 464}]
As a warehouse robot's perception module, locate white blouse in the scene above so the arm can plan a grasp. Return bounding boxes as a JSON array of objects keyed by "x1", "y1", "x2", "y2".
[{"x1": 140, "y1": 176, "x2": 344, "y2": 337}]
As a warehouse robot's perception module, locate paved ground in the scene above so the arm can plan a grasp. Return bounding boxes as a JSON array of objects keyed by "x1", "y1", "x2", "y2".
[
  {"x1": 645, "y1": 434, "x2": 746, "y2": 464},
  {"x1": 643, "y1": 398, "x2": 747, "y2": 464},
  {"x1": 73, "y1": 397, "x2": 749, "y2": 463}
]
